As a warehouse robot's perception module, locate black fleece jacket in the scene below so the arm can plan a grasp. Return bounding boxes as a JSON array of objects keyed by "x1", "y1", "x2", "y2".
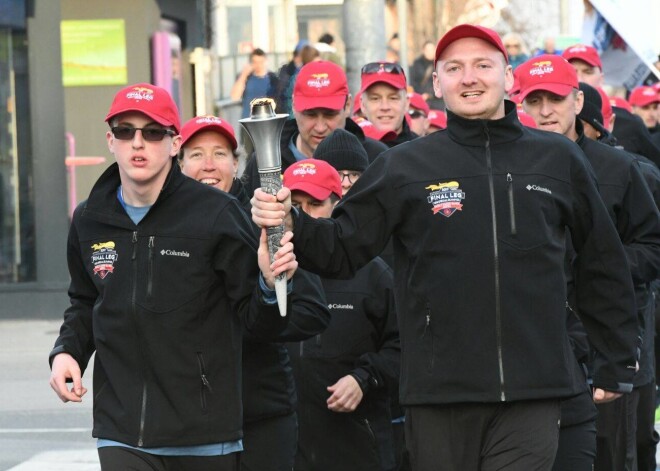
[
  {"x1": 290, "y1": 101, "x2": 638, "y2": 405},
  {"x1": 49, "y1": 161, "x2": 323, "y2": 447}
]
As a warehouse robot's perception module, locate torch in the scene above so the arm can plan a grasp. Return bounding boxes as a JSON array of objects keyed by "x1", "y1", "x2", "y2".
[{"x1": 239, "y1": 99, "x2": 289, "y2": 316}]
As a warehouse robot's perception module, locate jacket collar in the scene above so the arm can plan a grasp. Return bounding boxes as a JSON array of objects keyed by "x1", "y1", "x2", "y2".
[
  {"x1": 84, "y1": 157, "x2": 185, "y2": 224},
  {"x1": 446, "y1": 100, "x2": 524, "y2": 147}
]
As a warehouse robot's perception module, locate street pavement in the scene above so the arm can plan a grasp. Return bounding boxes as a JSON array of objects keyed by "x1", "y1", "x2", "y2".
[{"x1": 2, "y1": 318, "x2": 660, "y2": 470}]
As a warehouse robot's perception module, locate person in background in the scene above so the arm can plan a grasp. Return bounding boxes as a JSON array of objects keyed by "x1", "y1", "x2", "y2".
[
  {"x1": 407, "y1": 92, "x2": 430, "y2": 137},
  {"x1": 359, "y1": 61, "x2": 417, "y2": 147},
  {"x1": 502, "y1": 32, "x2": 529, "y2": 70},
  {"x1": 410, "y1": 40, "x2": 443, "y2": 109},
  {"x1": 283, "y1": 157, "x2": 400, "y2": 471},
  {"x1": 315, "y1": 33, "x2": 342, "y2": 67},
  {"x1": 230, "y1": 48, "x2": 278, "y2": 119},
  {"x1": 178, "y1": 115, "x2": 330, "y2": 471},
  {"x1": 275, "y1": 40, "x2": 309, "y2": 115},
  {"x1": 629, "y1": 86, "x2": 660, "y2": 148},
  {"x1": 241, "y1": 61, "x2": 387, "y2": 196}
]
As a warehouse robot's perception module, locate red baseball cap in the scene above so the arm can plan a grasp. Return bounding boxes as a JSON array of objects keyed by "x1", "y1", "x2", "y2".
[
  {"x1": 434, "y1": 24, "x2": 508, "y2": 67},
  {"x1": 517, "y1": 55, "x2": 578, "y2": 101},
  {"x1": 408, "y1": 92, "x2": 430, "y2": 115},
  {"x1": 354, "y1": 117, "x2": 398, "y2": 141},
  {"x1": 283, "y1": 159, "x2": 342, "y2": 200},
  {"x1": 562, "y1": 44, "x2": 602, "y2": 68},
  {"x1": 293, "y1": 61, "x2": 349, "y2": 112},
  {"x1": 516, "y1": 107, "x2": 537, "y2": 128},
  {"x1": 427, "y1": 109, "x2": 447, "y2": 129},
  {"x1": 106, "y1": 83, "x2": 181, "y2": 133},
  {"x1": 609, "y1": 95, "x2": 633, "y2": 113},
  {"x1": 628, "y1": 86, "x2": 660, "y2": 107},
  {"x1": 360, "y1": 62, "x2": 408, "y2": 94},
  {"x1": 180, "y1": 115, "x2": 238, "y2": 150}
]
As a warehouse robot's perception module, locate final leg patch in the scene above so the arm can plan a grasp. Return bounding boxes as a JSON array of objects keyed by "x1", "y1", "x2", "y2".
[
  {"x1": 426, "y1": 181, "x2": 465, "y2": 217},
  {"x1": 91, "y1": 241, "x2": 118, "y2": 279}
]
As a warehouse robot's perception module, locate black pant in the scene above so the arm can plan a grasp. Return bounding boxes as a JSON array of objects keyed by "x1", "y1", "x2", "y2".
[
  {"x1": 594, "y1": 391, "x2": 638, "y2": 471},
  {"x1": 405, "y1": 400, "x2": 560, "y2": 471},
  {"x1": 241, "y1": 412, "x2": 297, "y2": 471},
  {"x1": 552, "y1": 419, "x2": 596, "y2": 471},
  {"x1": 635, "y1": 382, "x2": 659, "y2": 471},
  {"x1": 98, "y1": 447, "x2": 240, "y2": 471}
]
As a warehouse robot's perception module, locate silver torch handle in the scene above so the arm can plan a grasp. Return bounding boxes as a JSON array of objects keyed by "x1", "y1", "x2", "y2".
[{"x1": 239, "y1": 98, "x2": 289, "y2": 316}]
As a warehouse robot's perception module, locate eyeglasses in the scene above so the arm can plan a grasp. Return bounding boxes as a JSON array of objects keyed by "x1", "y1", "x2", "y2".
[
  {"x1": 338, "y1": 171, "x2": 361, "y2": 184},
  {"x1": 361, "y1": 62, "x2": 405, "y2": 76},
  {"x1": 111, "y1": 126, "x2": 176, "y2": 142},
  {"x1": 408, "y1": 110, "x2": 427, "y2": 119}
]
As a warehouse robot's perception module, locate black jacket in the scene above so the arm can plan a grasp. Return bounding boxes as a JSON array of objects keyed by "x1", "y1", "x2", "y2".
[
  {"x1": 227, "y1": 178, "x2": 331, "y2": 422},
  {"x1": 382, "y1": 118, "x2": 418, "y2": 148},
  {"x1": 289, "y1": 257, "x2": 400, "y2": 471},
  {"x1": 49, "y1": 161, "x2": 322, "y2": 447},
  {"x1": 290, "y1": 101, "x2": 638, "y2": 405},
  {"x1": 612, "y1": 107, "x2": 660, "y2": 167},
  {"x1": 241, "y1": 118, "x2": 388, "y2": 196}
]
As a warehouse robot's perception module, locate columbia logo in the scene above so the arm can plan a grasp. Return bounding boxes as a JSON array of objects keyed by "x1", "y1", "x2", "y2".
[
  {"x1": 160, "y1": 249, "x2": 190, "y2": 258},
  {"x1": 328, "y1": 303, "x2": 354, "y2": 310},
  {"x1": 526, "y1": 184, "x2": 552, "y2": 195}
]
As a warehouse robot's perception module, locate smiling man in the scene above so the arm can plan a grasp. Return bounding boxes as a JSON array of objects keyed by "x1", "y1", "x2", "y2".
[{"x1": 250, "y1": 25, "x2": 639, "y2": 471}]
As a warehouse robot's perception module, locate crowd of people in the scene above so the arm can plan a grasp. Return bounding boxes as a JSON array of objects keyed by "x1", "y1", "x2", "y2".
[{"x1": 48, "y1": 22, "x2": 660, "y2": 471}]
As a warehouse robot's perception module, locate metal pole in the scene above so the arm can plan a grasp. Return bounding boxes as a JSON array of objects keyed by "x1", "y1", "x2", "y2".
[
  {"x1": 397, "y1": 0, "x2": 408, "y2": 77},
  {"x1": 343, "y1": 0, "x2": 387, "y2": 98}
]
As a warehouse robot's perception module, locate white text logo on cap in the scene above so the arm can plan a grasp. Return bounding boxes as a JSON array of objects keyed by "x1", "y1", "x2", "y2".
[
  {"x1": 196, "y1": 116, "x2": 224, "y2": 125},
  {"x1": 292, "y1": 163, "x2": 317, "y2": 176},
  {"x1": 126, "y1": 87, "x2": 154, "y2": 102},
  {"x1": 529, "y1": 61, "x2": 554, "y2": 77},
  {"x1": 306, "y1": 73, "x2": 331, "y2": 89}
]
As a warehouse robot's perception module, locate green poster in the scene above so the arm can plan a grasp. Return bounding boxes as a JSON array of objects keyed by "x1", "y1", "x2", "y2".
[{"x1": 61, "y1": 19, "x2": 127, "y2": 87}]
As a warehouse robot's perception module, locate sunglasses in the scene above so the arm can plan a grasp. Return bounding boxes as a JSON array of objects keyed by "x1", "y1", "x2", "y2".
[
  {"x1": 408, "y1": 110, "x2": 426, "y2": 119},
  {"x1": 361, "y1": 62, "x2": 405, "y2": 76},
  {"x1": 111, "y1": 126, "x2": 176, "y2": 142}
]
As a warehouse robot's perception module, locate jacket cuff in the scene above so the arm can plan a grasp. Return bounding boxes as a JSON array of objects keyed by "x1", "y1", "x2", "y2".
[{"x1": 350, "y1": 368, "x2": 379, "y2": 394}]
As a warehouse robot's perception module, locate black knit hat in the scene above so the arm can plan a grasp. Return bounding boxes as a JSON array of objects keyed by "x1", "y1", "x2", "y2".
[
  {"x1": 578, "y1": 82, "x2": 604, "y2": 127},
  {"x1": 313, "y1": 128, "x2": 369, "y2": 172}
]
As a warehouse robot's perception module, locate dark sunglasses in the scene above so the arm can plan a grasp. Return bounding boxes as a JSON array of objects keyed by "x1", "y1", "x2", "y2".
[
  {"x1": 361, "y1": 62, "x2": 405, "y2": 76},
  {"x1": 111, "y1": 126, "x2": 175, "y2": 142},
  {"x1": 408, "y1": 110, "x2": 426, "y2": 119}
]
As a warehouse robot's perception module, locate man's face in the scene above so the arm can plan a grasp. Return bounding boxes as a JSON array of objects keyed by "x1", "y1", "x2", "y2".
[
  {"x1": 291, "y1": 190, "x2": 335, "y2": 218},
  {"x1": 337, "y1": 170, "x2": 362, "y2": 196},
  {"x1": 632, "y1": 103, "x2": 659, "y2": 128},
  {"x1": 522, "y1": 90, "x2": 583, "y2": 141},
  {"x1": 293, "y1": 103, "x2": 348, "y2": 158},
  {"x1": 361, "y1": 84, "x2": 409, "y2": 134},
  {"x1": 433, "y1": 37, "x2": 513, "y2": 121},
  {"x1": 568, "y1": 59, "x2": 604, "y2": 88},
  {"x1": 408, "y1": 109, "x2": 430, "y2": 136},
  {"x1": 251, "y1": 54, "x2": 267, "y2": 75},
  {"x1": 179, "y1": 130, "x2": 237, "y2": 192},
  {"x1": 106, "y1": 112, "x2": 181, "y2": 191}
]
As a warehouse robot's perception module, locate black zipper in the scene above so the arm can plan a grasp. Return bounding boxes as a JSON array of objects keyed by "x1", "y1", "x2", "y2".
[
  {"x1": 197, "y1": 352, "x2": 212, "y2": 412},
  {"x1": 131, "y1": 231, "x2": 148, "y2": 447},
  {"x1": 422, "y1": 303, "x2": 434, "y2": 370},
  {"x1": 485, "y1": 126, "x2": 506, "y2": 402},
  {"x1": 363, "y1": 418, "x2": 377, "y2": 443},
  {"x1": 147, "y1": 236, "x2": 154, "y2": 298},
  {"x1": 507, "y1": 173, "x2": 517, "y2": 235}
]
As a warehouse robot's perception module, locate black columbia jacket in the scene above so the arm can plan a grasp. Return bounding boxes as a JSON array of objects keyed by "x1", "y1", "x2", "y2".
[
  {"x1": 290, "y1": 101, "x2": 638, "y2": 405},
  {"x1": 49, "y1": 161, "x2": 323, "y2": 447},
  {"x1": 241, "y1": 118, "x2": 387, "y2": 197},
  {"x1": 289, "y1": 257, "x2": 400, "y2": 471}
]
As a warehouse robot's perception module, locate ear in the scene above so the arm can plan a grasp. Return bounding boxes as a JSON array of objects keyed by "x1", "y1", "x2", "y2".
[
  {"x1": 169, "y1": 134, "x2": 183, "y2": 157},
  {"x1": 503, "y1": 64, "x2": 514, "y2": 93},
  {"x1": 432, "y1": 69, "x2": 443, "y2": 99},
  {"x1": 574, "y1": 91, "x2": 584, "y2": 115},
  {"x1": 106, "y1": 130, "x2": 115, "y2": 153}
]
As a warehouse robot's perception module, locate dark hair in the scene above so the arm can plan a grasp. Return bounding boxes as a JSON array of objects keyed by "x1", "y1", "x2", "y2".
[
  {"x1": 301, "y1": 45, "x2": 320, "y2": 65},
  {"x1": 250, "y1": 48, "x2": 266, "y2": 58},
  {"x1": 319, "y1": 33, "x2": 334, "y2": 45}
]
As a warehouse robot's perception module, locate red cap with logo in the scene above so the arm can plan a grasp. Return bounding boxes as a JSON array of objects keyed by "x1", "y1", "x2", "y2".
[
  {"x1": 609, "y1": 95, "x2": 633, "y2": 113},
  {"x1": 354, "y1": 117, "x2": 398, "y2": 141},
  {"x1": 427, "y1": 109, "x2": 447, "y2": 130},
  {"x1": 180, "y1": 115, "x2": 238, "y2": 150},
  {"x1": 293, "y1": 61, "x2": 349, "y2": 112},
  {"x1": 434, "y1": 24, "x2": 508, "y2": 67},
  {"x1": 408, "y1": 92, "x2": 431, "y2": 115},
  {"x1": 562, "y1": 44, "x2": 602, "y2": 68},
  {"x1": 628, "y1": 86, "x2": 660, "y2": 107},
  {"x1": 516, "y1": 107, "x2": 537, "y2": 128},
  {"x1": 105, "y1": 83, "x2": 181, "y2": 133},
  {"x1": 517, "y1": 55, "x2": 578, "y2": 101},
  {"x1": 283, "y1": 159, "x2": 342, "y2": 200},
  {"x1": 359, "y1": 62, "x2": 408, "y2": 94}
]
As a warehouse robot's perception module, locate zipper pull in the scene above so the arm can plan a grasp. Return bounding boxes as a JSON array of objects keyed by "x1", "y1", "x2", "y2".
[
  {"x1": 201, "y1": 374, "x2": 213, "y2": 392},
  {"x1": 148, "y1": 236, "x2": 154, "y2": 248},
  {"x1": 507, "y1": 174, "x2": 517, "y2": 235},
  {"x1": 131, "y1": 231, "x2": 138, "y2": 260}
]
